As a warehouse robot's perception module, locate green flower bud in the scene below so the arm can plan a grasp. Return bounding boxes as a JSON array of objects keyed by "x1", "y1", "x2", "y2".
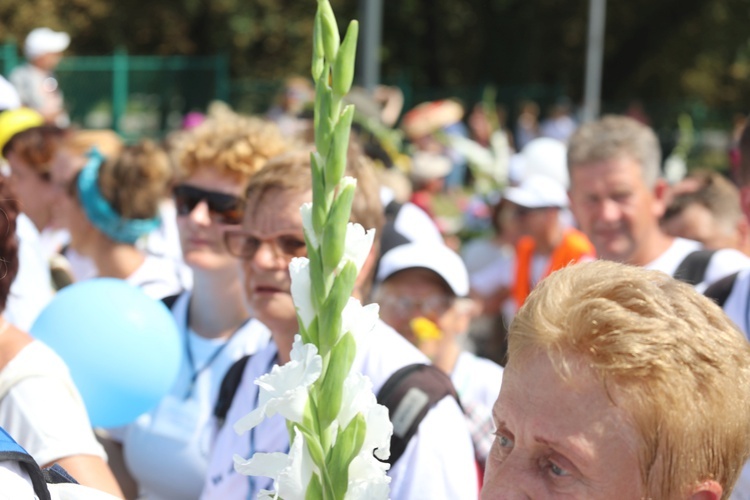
[
  {"x1": 321, "y1": 180, "x2": 355, "y2": 273},
  {"x1": 311, "y1": 11, "x2": 325, "y2": 81},
  {"x1": 328, "y1": 412, "x2": 366, "y2": 499},
  {"x1": 310, "y1": 153, "x2": 327, "y2": 236},
  {"x1": 315, "y1": 81, "x2": 334, "y2": 159},
  {"x1": 317, "y1": 332, "x2": 356, "y2": 430},
  {"x1": 318, "y1": 262, "x2": 357, "y2": 354},
  {"x1": 324, "y1": 104, "x2": 355, "y2": 189},
  {"x1": 318, "y1": 0, "x2": 340, "y2": 64},
  {"x1": 332, "y1": 21, "x2": 358, "y2": 98}
]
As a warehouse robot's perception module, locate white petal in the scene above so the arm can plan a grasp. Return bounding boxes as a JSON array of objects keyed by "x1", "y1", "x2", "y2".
[
  {"x1": 340, "y1": 223, "x2": 375, "y2": 273},
  {"x1": 338, "y1": 372, "x2": 376, "y2": 429},
  {"x1": 233, "y1": 451, "x2": 289, "y2": 477},
  {"x1": 277, "y1": 428, "x2": 314, "y2": 499},
  {"x1": 342, "y1": 298, "x2": 379, "y2": 338},
  {"x1": 345, "y1": 454, "x2": 391, "y2": 500},
  {"x1": 290, "y1": 257, "x2": 314, "y2": 329},
  {"x1": 264, "y1": 386, "x2": 313, "y2": 424},
  {"x1": 258, "y1": 490, "x2": 278, "y2": 500},
  {"x1": 300, "y1": 203, "x2": 319, "y2": 249},
  {"x1": 233, "y1": 406, "x2": 266, "y2": 435},
  {"x1": 365, "y1": 404, "x2": 393, "y2": 461}
]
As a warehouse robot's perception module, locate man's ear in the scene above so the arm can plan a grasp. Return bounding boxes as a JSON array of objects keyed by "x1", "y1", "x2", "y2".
[
  {"x1": 688, "y1": 480, "x2": 722, "y2": 500},
  {"x1": 652, "y1": 178, "x2": 670, "y2": 219}
]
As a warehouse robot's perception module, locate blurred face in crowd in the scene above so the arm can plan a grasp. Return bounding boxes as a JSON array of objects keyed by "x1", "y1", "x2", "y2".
[
  {"x1": 569, "y1": 156, "x2": 666, "y2": 265},
  {"x1": 174, "y1": 167, "x2": 246, "y2": 272},
  {"x1": 238, "y1": 187, "x2": 309, "y2": 335},
  {"x1": 662, "y1": 202, "x2": 740, "y2": 251},
  {"x1": 5, "y1": 150, "x2": 57, "y2": 231},
  {"x1": 49, "y1": 150, "x2": 97, "y2": 254},
  {"x1": 482, "y1": 351, "x2": 644, "y2": 499},
  {"x1": 377, "y1": 268, "x2": 473, "y2": 354}
]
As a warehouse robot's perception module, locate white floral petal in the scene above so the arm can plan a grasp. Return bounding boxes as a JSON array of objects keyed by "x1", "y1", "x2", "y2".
[
  {"x1": 233, "y1": 451, "x2": 289, "y2": 477},
  {"x1": 233, "y1": 406, "x2": 267, "y2": 435},
  {"x1": 342, "y1": 299, "x2": 379, "y2": 338},
  {"x1": 277, "y1": 428, "x2": 314, "y2": 499},
  {"x1": 338, "y1": 372, "x2": 375, "y2": 429},
  {"x1": 341, "y1": 223, "x2": 375, "y2": 273},
  {"x1": 300, "y1": 203, "x2": 319, "y2": 248},
  {"x1": 365, "y1": 404, "x2": 393, "y2": 461},
  {"x1": 290, "y1": 258, "x2": 314, "y2": 329},
  {"x1": 345, "y1": 454, "x2": 391, "y2": 500},
  {"x1": 264, "y1": 386, "x2": 311, "y2": 424},
  {"x1": 258, "y1": 490, "x2": 278, "y2": 500}
]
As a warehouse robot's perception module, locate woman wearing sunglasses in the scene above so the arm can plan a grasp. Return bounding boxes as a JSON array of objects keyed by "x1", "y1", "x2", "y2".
[
  {"x1": 103, "y1": 111, "x2": 288, "y2": 500},
  {"x1": 56, "y1": 140, "x2": 185, "y2": 300}
]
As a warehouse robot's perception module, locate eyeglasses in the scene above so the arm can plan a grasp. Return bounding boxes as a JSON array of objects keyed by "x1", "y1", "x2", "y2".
[
  {"x1": 173, "y1": 184, "x2": 244, "y2": 225},
  {"x1": 224, "y1": 229, "x2": 308, "y2": 260},
  {"x1": 379, "y1": 294, "x2": 455, "y2": 319}
]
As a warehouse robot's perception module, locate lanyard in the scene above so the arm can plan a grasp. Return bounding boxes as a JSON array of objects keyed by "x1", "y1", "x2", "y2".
[{"x1": 182, "y1": 298, "x2": 250, "y2": 399}]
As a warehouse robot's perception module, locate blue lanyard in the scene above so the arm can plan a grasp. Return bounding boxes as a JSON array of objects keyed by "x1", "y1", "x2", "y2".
[{"x1": 182, "y1": 299, "x2": 250, "y2": 399}]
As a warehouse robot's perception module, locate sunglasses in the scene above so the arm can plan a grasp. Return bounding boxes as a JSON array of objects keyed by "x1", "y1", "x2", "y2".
[
  {"x1": 173, "y1": 184, "x2": 244, "y2": 225},
  {"x1": 224, "y1": 229, "x2": 307, "y2": 261}
]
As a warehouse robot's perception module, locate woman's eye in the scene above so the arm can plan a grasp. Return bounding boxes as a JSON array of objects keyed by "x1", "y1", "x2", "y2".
[
  {"x1": 549, "y1": 461, "x2": 570, "y2": 477},
  {"x1": 498, "y1": 435, "x2": 514, "y2": 449}
]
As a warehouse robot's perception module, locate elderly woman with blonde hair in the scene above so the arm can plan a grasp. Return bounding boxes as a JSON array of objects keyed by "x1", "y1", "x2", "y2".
[{"x1": 483, "y1": 260, "x2": 750, "y2": 499}]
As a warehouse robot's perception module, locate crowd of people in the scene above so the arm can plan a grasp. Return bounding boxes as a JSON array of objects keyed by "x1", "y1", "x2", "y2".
[{"x1": 0, "y1": 25, "x2": 750, "y2": 500}]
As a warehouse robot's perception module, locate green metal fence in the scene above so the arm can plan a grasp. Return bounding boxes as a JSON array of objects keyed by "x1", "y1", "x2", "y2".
[{"x1": 1, "y1": 43, "x2": 230, "y2": 140}]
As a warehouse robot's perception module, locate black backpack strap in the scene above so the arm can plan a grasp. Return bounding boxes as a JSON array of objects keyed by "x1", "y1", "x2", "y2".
[
  {"x1": 376, "y1": 363, "x2": 461, "y2": 466},
  {"x1": 673, "y1": 249, "x2": 717, "y2": 286},
  {"x1": 213, "y1": 354, "x2": 252, "y2": 429},
  {"x1": 703, "y1": 271, "x2": 740, "y2": 308},
  {"x1": 161, "y1": 293, "x2": 181, "y2": 310},
  {"x1": 0, "y1": 427, "x2": 52, "y2": 500}
]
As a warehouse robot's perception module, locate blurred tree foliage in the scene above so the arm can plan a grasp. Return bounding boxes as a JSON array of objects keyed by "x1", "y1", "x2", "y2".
[{"x1": 2, "y1": 0, "x2": 750, "y2": 109}]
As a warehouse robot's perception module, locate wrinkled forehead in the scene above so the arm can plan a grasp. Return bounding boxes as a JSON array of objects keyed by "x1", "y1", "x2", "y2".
[{"x1": 244, "y1": 187, "x2": 311, "y2": 235}]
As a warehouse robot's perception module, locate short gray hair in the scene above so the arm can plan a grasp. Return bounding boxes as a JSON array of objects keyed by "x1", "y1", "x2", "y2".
[{"x1": 568, "y1": 115, "x2": 662, "y2": 187}]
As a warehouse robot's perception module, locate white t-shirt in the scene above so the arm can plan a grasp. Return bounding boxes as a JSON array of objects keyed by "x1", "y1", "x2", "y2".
[
  {"x1": 201, "y1": 321, "x2": 478, "y2": 500},
  {"x1": 126, "y1": 255, "x2": 185, "y2": 301},
  {"x1": 645, "y1": 238, "x2": 750, "y2": 292},
  {"x1": 6, "y1": 214, "x2": 53, "y2": 331},
  {"x1": 120, "y1": 292, "x2": 271, "y2": 500},
  {"x1": 0, "y1": 341, "x2": 105, "y2": 467}
]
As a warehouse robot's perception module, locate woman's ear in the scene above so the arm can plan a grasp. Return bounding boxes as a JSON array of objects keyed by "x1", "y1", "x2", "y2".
[{"x1": 688, "y1": 480, "x2": 722, "y2": 500}]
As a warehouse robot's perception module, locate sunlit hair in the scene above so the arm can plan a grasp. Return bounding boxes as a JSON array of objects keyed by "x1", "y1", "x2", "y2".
[
  {"x1": 3, "y1": 125, "x2": 66, "y2": 178},
  {"x1": 96, "y1": 140, "x2": 172, "y2": 220},
  {"x1": 568, "y1": 115, "x2": 661, "y2": 188},
  {"x1": 509, "y1": 260, "x2": 750, "y2": 499},
  {"x1": 172, "y1": 105, "x2": 287, "y2": 185}
]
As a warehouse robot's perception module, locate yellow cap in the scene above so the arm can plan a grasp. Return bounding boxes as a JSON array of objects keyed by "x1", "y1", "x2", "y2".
[{"x1": 0, "y1": 108, "x2": 45, "y2": 158}]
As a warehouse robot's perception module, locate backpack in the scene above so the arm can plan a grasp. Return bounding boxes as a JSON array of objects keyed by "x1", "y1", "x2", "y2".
[
  {"x1": 213, "y1": 359, "x2": 460, "y2": 466},
  {"x1": 703, "y1": 271, "x2": 740, "y2": 308},
  {"x1": 672, "y1": 249, "x2": 717, "y2": 286},
  {"x1": 0, "y1": 426, "x2": 78, "y2": 500}
]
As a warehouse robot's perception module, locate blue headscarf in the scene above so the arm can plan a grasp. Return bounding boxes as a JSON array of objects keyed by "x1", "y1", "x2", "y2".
[{"x1": 77, "y1": 148, "x2": 162, "y2": 244}]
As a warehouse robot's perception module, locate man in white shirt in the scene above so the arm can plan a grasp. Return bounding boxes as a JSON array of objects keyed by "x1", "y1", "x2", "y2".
[
  {"x1": 567, "y1": 115, "x2": 750, "y2": 290},
  {"x1": 202, "y1": 150, "x2": 478, "y2": 500}
]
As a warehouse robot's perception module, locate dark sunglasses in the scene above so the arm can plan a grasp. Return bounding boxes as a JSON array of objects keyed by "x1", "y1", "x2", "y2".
[
  {"x1": 173, "y1": 184, "x2": 244, "y2": 225},
  {"x1": 224, "y1": 229, "x2": 307, "y2": 260}
]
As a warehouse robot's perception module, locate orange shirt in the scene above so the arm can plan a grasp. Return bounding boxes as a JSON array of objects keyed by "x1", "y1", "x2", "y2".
[{"x1": 512, "y1": 228, "x2": 595, "y2": 308}]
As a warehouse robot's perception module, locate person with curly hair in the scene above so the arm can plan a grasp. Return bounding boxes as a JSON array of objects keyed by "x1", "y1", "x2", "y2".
[{"x1": 104, "y1": 110, "x2": 288, "y2": 499}]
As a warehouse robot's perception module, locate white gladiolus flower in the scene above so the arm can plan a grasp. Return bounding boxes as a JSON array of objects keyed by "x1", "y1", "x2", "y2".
[
  {"x1": 341, "y1": 298, "x2": 379, "y2": 339},
  {"x1": 345, "y1": 454, "x2": 391, "y2": 500},
  {"x1": 234, "y1": 428, "x2": 314, "y2": 500},
  {"x1": 340, "y1": 222, "x2": 375, "y2": 273},
  {"x1": 289, "y1": 257, "x2": 314, "y2": 329},
  {"x1": 338, "y1": 372, "x2": 393, "y2": 461},
  {"x1": 234, "y1": 336, "x2": 322, "y2": 435}
]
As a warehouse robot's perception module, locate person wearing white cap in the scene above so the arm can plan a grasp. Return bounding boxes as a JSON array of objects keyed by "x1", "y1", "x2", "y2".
[
  {"x1": 375, "y1": 241, "x2": 504, "y2": 469},
  {"x1": 9, "y1": 27, "x2": 70, "y2": 126},
  {"x1": 503, "y1": 174, "x2": 595, "y2": 311}
]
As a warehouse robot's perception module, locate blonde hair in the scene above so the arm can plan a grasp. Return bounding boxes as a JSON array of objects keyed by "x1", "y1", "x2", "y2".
[
  {"x1": 568, "y1": 115, "x2": 662, "y2": 188},
  {"x1": 97, "y1": 140, "x2": 172, "y2": 219},
  {"x1": 172, "y1": 106, "x2": 287, "y2": 184},
  {"x1": 510, "y1": 260, "x2": 750, "y2": 499}
]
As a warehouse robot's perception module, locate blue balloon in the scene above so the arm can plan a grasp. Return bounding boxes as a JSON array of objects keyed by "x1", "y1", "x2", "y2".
[{"x1": 30, "y1": 278, "x2": 181, "y2": 428}]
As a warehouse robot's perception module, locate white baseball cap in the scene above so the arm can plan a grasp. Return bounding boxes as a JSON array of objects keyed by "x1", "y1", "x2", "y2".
[
  {"x1": 24, "y1": 27, "x2": 70, "y2": 61},
  {"x1": 377, "y1": 242, "x2": 470, "y2": 297},
  {"x1": 503, "y1": 174, "x2": 569, "y2": 209}
]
